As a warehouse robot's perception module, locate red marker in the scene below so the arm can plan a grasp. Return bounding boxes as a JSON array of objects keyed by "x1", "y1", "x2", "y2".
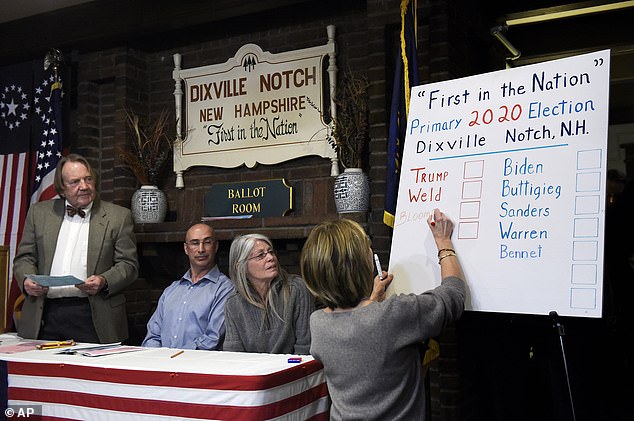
[{"x1": 430, "y1": 212, "x2": 436, "y2": 226}]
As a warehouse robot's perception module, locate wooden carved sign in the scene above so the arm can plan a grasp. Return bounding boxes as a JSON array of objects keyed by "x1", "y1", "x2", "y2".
[{"x1": 172, "y1": 25, "x2": 339, "y2": 188}]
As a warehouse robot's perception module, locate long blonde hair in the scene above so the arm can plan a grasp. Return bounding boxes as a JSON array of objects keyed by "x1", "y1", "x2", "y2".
[{"x1": 300, "y1": 219, "x2": 373, "y2": 309}]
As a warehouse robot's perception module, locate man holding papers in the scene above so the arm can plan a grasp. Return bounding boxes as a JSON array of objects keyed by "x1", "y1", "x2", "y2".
[{"x1": 13, "y1": 154, "x2": 139, "y2": 344}]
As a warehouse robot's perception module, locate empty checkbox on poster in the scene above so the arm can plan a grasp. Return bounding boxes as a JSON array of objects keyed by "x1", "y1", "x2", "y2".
[
  {"x1": 462, "y1": 180, "x2": 482, "y2": 199},
  {"x1": 460, "y1": 201, "x2": 480, "y2": 219},
  {"x1": 574, "y1": 195, "x2": 600, "y2": 215},
  {"x1": 570, "y1": 288, "x2": 596, "y2": 309},
  {"x1": 571, "y1": 264, "x2": 597, "y2": 285},
  {"x1": 463, "y1": 160, "x2": 484, "y2": 179},
  {"x1": 577, "y1": 149, "x2": 602, "y2": 170},
  {"x1": 572, "y1": 241, "x2": 598, "y2": 261},
  {"x1": 573, "y1": 218, "x2": 599, "y2": 237},
  {"x1": 458, "y1": 221, "x2": 479, "y2": 239},
  {"x1": 576, "y1": 172, "x2": 601, "y2": 192}
]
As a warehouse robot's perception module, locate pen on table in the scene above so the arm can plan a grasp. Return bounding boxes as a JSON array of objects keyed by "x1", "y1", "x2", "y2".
[
  {"x1": 36, "y1": 340, "x2": 75, "y2": 350},
  {"x1": 374, "y1": 253, "x2": 383, "y2": 280},
  {"x1": 170, "y1": 350, "x2": 184, "y2": 358},
  {"x1": 288, "y1": 357, "x2": 302, "y2": 363}
]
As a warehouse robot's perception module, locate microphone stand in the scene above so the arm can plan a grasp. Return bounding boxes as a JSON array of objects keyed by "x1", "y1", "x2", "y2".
[{"x1": 549, "y1": 311, "x2": 577, "y2": 421}]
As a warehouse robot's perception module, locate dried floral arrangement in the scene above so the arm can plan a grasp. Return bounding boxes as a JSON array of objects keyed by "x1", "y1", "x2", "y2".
[
  {"x1": 118, "y1": 109, "x2": 174, "y2": 186},
  {"x1": 330, "y1": 70, "x2": 370, "y2": 169}
]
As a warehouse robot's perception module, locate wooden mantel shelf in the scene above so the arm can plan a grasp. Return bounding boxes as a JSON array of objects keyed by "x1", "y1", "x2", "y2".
[{"x1": 133, "y1": 213, "x2": 365, "y2": 243}]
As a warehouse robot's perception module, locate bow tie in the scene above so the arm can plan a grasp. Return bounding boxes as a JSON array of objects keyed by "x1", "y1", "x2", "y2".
[{"x1": 66, "y1": 205, "x2": 86, "y2": 218}]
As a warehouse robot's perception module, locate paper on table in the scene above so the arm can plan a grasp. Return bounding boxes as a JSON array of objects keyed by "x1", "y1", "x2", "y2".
[
  {"x1": 27, "y1": 274, "x2": 84, "y2": 287},
  {"x1": 79, "y1": 346, "x2": 145, "y2": 357},
  {"x1": 56, "y1": 342, "x2": 145, "y2": 357}
]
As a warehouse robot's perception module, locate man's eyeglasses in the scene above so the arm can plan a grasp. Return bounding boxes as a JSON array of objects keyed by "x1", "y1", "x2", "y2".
[
  {"x1": 248, "y1": 249, "x2": 276, "y2": 261},
  {"x1": 185, "y1": 238, "x2": 215, "y2": 247}
]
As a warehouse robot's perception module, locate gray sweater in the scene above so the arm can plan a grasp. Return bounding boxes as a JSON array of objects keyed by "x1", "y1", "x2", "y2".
[
  {"x1": 223, "y1": 275, "x2": 314, "y2": 354},
  {"x1": 310, "y1": 276, "x2": 465, "y2": 421}
]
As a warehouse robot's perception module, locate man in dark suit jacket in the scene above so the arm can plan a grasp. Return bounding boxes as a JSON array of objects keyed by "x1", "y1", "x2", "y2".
[{"x1": 13, "y1": 153, "x2": 138, "y2": 344}]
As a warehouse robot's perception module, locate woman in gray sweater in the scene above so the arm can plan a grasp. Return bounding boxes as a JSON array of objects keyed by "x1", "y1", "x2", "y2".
[
  {"x1": 300, "y1": 209, "x2": 466, "y2": 420},
  {"x1": 224, "y1": 233, "x2": 314, "y2": 354}
]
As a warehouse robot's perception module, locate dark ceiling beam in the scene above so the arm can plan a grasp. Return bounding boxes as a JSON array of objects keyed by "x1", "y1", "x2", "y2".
[{"x1": 0, "y1": 0, "x2": 312, "y2": 64}]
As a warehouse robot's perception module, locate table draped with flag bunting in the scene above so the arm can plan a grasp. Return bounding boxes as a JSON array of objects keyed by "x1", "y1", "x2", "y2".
[{"x1": 0, "y1": 333, "x2": 330, "y2": 420}]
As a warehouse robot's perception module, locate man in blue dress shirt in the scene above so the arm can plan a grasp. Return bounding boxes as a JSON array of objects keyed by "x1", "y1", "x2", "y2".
[{"x1": 142, "y1": 223, "x2": 234, "y2": 350}]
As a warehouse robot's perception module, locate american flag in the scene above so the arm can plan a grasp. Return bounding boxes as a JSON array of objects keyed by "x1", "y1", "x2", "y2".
[
  {"x1": 0, "y1": 61, "x2": 64, "y2": 330},
  {"x1": 31, "y1": 71, "x2": 63, "y2": 203}
]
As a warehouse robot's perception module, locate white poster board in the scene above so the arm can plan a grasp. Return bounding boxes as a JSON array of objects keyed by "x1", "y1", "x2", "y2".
[{"x1": 389, "y1": 50, "x2": 610, "y2": 318}]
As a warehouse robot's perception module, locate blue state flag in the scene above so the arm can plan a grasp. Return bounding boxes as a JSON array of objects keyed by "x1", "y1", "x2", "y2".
[{"x1": 384, "y1": 0, "x2": 419, "y2": 228}]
